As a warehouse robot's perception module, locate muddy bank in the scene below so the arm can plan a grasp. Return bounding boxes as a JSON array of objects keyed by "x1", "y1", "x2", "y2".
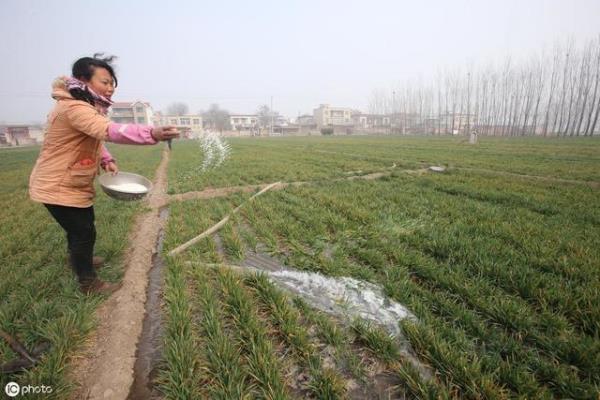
[
  {"x1": 128, "y1": 207, "x2": 169, "y2": 400},
  {"x1": 164, "y1": 164, "x2": 426, "y2": 207}
]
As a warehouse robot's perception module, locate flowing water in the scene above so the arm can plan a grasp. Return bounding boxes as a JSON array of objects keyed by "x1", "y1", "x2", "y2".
[
  {"x1": 217, "y1": 238, "x2": 416, "y2": 338},
  {"x1": 266, "y1": 269, "x2": 415, "y2": 337},
  {"x1": 210, "y1": 238, "x2": 428, "y2": 379},
  {"x1": 128, "y1": 207, "x2": 169, "y2": 400}
]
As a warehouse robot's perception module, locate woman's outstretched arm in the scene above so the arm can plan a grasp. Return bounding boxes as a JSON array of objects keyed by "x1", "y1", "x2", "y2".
[
  {"x1": 65, "y1": 101, "x2": 180, "y2": 144},
  {"x1": 107, "y1": 123, "x2": 157, "y2": 144}
]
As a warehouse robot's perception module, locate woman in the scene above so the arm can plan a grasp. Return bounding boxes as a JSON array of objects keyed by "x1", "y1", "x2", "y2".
[{"x1": 29, "y1": 54, "x2": 179, "y2": 295}]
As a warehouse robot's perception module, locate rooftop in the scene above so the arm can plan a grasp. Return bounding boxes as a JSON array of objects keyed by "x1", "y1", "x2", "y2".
[{"x1": 112, "y1": 101, "x2": 151, "y2": 108}]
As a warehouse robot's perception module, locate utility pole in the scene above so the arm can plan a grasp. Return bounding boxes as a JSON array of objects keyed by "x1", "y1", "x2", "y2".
[
  {"x1": 466, "y1": 72, "x2": 471, "y2": 136},
  {"x1": 270, "y1": 96, "x2": 274, "y2": 136},
  {"x1": 392, "y1": 91, "x2": 396, "y2": 133}
]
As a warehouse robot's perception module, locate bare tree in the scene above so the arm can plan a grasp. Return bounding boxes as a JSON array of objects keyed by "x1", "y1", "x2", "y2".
[
  {"x1": 543, "y1": 45, "x2": 560, "y2": 136},
  {"x1": 573, "y1": 43, "x2": 593, "y2": 135},
  {"x1": 530, "y1": 58, "x2": 546, "y2": 135},
  {"x1": 166, "y1": 102, "x2": 189, "y2": 116},
  {"x1": 201, "y1": 103, "x2": 231, "y2": 132},
  {"x1": 366, "y1": 36, "x2": 599, "y2": 137},
  {"x1": 584, "y1": 36, "x2": 600, "y2": 135},
  {"x1": 257, "y1": 104, "x2": 279, "y2": 128}
]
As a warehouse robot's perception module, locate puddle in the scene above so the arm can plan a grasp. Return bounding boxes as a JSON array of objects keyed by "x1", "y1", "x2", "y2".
[{"x1": 128, "y1": 207, "x2": 169, "y2": 400}]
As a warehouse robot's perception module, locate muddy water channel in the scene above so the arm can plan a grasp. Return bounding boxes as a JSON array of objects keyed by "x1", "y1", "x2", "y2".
[{"x1": 128, "y1": 207, "x2": 169, "y2": 400}]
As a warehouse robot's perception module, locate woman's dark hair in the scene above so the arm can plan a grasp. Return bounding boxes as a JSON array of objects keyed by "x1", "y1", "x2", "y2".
[{"x1": 69, "y1": 53, "x2": 118, "y2": 105}]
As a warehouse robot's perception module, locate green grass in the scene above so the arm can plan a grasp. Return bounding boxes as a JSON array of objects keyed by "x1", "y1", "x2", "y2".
[
  {"x1": 0, "y1": 143, "x2": 163, "y2": 398},
  {"x1": 189, "y1": 267, "x2": 249, "y2": 399},
  {"x1": 4, "y1": 135, "x2": 600, "y2": 399},
  {"x1": 245, "y1": 273, "x2": 347, "y2": 399},
  {"x1": 157, "y1": 258, "x2": 200, "y2": 399},
  {"x1": 166, "y1": 135, "x2": 600, "y2": 194},
  {"x1": 161, "y1": 135, "x2": 600, "y2": 399},
  {"x1": 217, "y1": 268, "x2": 289, "y2": 399}
]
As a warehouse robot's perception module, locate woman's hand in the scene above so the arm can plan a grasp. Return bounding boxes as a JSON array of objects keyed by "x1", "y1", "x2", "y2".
[
  {"x1": 103, "y1": 161, "x2": 119, "y2": 176},
  {"x1": 151, "y1": 126, "x2": 180, "y2": 141}
]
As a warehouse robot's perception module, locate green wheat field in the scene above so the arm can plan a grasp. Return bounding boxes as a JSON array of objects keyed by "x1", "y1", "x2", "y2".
[{"x1": 1, "y1": 135, "x2": 599, "y2": 399}]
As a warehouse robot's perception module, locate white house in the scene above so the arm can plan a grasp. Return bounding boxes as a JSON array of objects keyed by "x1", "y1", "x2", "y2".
[
  {"x1": 230, "y1": 114, "x2": 258, "y2": 130},
  {"x1": 110, "y1": 101, "x2": 154, "y2": 125},
  {"x1": 154, "y1": 113, "x2": 203, "y2": 138}
]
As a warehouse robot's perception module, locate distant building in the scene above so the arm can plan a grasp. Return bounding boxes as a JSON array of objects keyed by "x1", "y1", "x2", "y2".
[
  {"x1": 0, "y1": 125, "x2": 36, "y2": 146},
  {"x1": 351, "y1": 112, "x2": 425, "y2": 134},
  {"x1": 0, "y1": 128, "x2": 8, "y2": 145},
  {"x1": 440, "y1": 113, "x2": 475, "y2": 134},
  {"x1": 28, "y1": 125, "x2": 46, "y2": 143},
  {"x1": 154, "y1": 112, "x2": 203, "y2": 138},
  {"x1": 422, "y1": 116, "x2": 441, "y2": 134},
  {"x1": 274, "y1": 115, "x2": 289, "y2": 126},
  {"x1": 294, "y1": 114, "x2": 318, "y2": 135},
  {"x1": 352, "y1": 113, "x2": 391, "y2": 129},
  {"x1": 386, "y1": 112, "x2": 421, "y2": 133},
  {"x1": 270, "y1": 116, "x2": 291, "y2": 135},
  {"x1": 273, "y1": 124, "x2": 301, "y2": 135},
  {"x1": 109, "y1": 101, "x2": 154, "y2": 125},
  {"x1": 296, "y1": 114, "x2": 315, "y2": 126},
  {"x1": 230, "y1": 114, "x2": 258, "y2": 131},
  {"x1": 313, "y1": 104, "x2": 353, "y2": 128}
]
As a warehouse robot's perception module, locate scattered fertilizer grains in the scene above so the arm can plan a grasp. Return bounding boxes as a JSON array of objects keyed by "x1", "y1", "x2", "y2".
[
  {"x1": 199, "y1": 131, "x2": 231, "y2": 172},
  {"x1": 0, "y1": 144, "x2": 162, "y2": 399},
  {"x1": 167, "y1": 135, "x2": 600, "y2": 194},
  {"x1": 105, "y1": 182, "x2": 148, "y2": 194},
  {"x1": 162, "y1": 136, "x2": 600, "y2": 399}
]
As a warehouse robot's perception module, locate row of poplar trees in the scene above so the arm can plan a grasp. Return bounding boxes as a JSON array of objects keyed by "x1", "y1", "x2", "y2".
[{"x1": 369, "y1": 36, "x2": 600, "y2": 136}]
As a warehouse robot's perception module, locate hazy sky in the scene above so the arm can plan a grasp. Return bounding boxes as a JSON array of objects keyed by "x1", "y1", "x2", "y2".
[{"x1": 1, "y1": 0, "x2": 599, "y2": 123}]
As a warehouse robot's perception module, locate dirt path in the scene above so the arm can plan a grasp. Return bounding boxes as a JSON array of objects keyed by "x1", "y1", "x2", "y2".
[
  {"x1": 165, "y1": 165, "x2": 417, "y2": 206},
  {"x1": 69, "y1": 148, "x2": 170, "y2": 400},
  {"x1": 167, "y1": 182, "x2": 287, "y2": 203}
]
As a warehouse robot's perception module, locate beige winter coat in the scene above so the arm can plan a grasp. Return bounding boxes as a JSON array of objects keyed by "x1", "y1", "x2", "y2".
[{"x1": 29, "y1": 78, "x2": 110, "y2": 207}]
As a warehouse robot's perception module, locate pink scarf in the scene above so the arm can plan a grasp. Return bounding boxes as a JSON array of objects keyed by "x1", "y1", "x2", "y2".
[{"x1": 65, "y1": 77, "x2": 113, "y2": 115}]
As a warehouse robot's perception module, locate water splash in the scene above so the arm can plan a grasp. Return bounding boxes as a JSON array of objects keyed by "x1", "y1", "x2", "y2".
[
  {"x1": 265, "y1": 269, "x2": 416, "y2": 337},
  {"x1": 208, "y1": 238, "x2": 416, "y2": 338},
  {"x1": 198, "y1": 131, "x2": 231, "y2": 172}
]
